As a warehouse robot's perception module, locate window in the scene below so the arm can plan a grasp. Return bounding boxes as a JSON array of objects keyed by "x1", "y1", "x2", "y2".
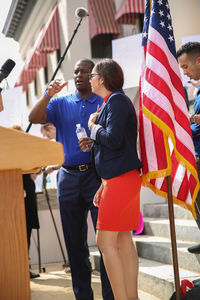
[
  {"x1": 138, "y1": 13, "x2": 144, "y2": 32},
  {"x1": 56, "y1": 48, "x2": 61, "y2": 64},
  {"x1": 91, "y1": 34, "x2": 113, "y2": 58},
  {"x1": 44, "y1": 66, "x2": 48, "y2": 84},
  {"x1": 34, "y1": 79, "x2": 38, "y2": 96},
  {"x1": 26, "y1": 89, "x2": 30, "y2": 106}
]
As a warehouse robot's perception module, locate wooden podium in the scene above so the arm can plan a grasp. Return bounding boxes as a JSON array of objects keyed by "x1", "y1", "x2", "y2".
[{"x1": 0, "y1": 126, "x2": 64, "y2": 300}]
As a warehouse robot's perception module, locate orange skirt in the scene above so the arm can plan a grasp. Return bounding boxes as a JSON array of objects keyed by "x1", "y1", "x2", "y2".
[{"x1": 97, "y1": 169, "x2": 141, "y2": 231}]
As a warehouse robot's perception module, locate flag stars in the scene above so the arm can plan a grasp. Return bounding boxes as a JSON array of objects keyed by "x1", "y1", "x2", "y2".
[
  {"x1": 168, "y1": 35, "x2": 174, "y2": 42},
  {"x1": 160, "y1": 21, "x2": 165, "y2": 27},
  {"x1": 157, "y1": 0, "x2": 163, "y2": 5},
  {"x1": 158, "y1": 10, "x2": 164, "y2": 17},
  {"x1": 166, "y1": 3, "x2": 169, "y2": 9},
  {"x1": 167, "y1": 13, "x2": 171, "y2": 20},
  {"x1": 143, "y1": 31, "x2": 148, "y2": 38},
  {"x1": 167, "y1": 24, "x2": 173, "y2": 31}
]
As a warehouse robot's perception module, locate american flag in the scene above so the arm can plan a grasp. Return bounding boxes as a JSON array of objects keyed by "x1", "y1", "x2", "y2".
[{"x1": 139, "y1": 0, "x2": 199, "y2": 217}]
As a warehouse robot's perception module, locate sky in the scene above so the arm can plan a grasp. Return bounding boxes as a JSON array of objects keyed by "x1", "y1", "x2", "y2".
[{"x1": 0, "y1": 1, "x2": 23, "y2": 88}]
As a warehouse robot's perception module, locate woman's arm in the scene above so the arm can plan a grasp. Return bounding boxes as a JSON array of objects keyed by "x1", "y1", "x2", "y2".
[{"x1": 91, "y1": 95, "x2": 133, "y2": 149}]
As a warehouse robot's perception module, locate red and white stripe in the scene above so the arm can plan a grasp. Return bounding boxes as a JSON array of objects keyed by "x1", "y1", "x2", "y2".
[
  {"x1": 15, "y1": 69, "x2": 36, "y2": 92},
  {"x1": 15, "y1": 5, "x2": 60, "y2": 91},
  {"x1": 37, "y1": 5, "x2": 60, "y2": 53},
  {"x1": 88, "y1": 0, "x2": 121, "y2": 39},
  {"x1": 25, "y1": 50, "x2": 47, "y2": 70},
  {"x1": 139, "y1": 19, "x2": 199, "y2": 214},
  {"x1": 115, "y1": 0, "x2": 145, "y2": 24}
]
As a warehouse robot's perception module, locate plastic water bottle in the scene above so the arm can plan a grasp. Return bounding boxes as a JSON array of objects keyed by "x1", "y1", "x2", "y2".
[{"x1": 76, "y1": 124, "x2": 88, "y2": 152}]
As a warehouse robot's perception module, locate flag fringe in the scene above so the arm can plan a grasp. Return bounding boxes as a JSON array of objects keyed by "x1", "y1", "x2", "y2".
[
  {"x1": 141, "y1": 178, "x2": 197, "y2": 219},
  {"x1": 142, "y1": 104, "x2": 199, "y2": 219}
]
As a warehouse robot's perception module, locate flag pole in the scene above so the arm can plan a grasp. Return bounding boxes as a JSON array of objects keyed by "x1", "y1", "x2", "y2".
[{"x1": 166, "y1": 175, "x2": 181, "y2": 300}]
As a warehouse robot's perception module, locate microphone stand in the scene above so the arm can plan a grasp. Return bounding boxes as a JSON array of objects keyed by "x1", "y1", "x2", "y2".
[{"x1": 26, "y1": 17, "x2": 84, "y2": 132}]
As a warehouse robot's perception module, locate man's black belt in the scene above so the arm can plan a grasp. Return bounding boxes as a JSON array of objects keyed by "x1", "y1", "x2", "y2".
[{"x1": 62, "y1": 163, "x2": 92, "y2": 172}]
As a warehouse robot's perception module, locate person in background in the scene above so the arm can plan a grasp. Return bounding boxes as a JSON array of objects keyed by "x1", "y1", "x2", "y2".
[
  {"x1": 23, "y1": 172, "x2": 40, "y2": 279},
  {"x1": 177, "y1": 41, "x2": 200, "y2": 254},
  {"x1": 29, "y1": 59, "x2": 114, "y2": 300},
  {"x1": 40, "y1": 123, "x2": 60, "y2": 174},
  {"x1": 11, "y1": 125, "x2": 40, "y2": 279},
  {"x1": 84, "y1": 58, "x2": 142, "y2": 300},
  {"x1": 41, "y1": 123, "x2": 56, "y2": 140}
]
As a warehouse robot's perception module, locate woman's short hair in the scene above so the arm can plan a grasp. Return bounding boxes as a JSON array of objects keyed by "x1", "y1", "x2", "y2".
[{"x1": 95, "y1": 59, "x2": 124, "y2": 92}]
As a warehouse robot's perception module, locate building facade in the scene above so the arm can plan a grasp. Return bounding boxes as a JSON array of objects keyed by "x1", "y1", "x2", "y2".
[{"x1": 3, "y1": 0, "x2": 199, "y2": 111}]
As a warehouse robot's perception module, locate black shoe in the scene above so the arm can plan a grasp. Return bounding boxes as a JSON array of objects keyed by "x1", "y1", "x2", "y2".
[
  {"x1": 193, "y1": 278, "x2": 200, "y2": 287},
  {"x1": 30, "y1": 271, "x2": 40, "y2": 279},
  {"x1": 188, "y1": 244, "x2": 200, "y2": 254}
]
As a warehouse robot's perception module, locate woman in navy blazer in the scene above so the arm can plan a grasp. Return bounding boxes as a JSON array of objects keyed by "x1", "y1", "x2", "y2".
[{"x1": 83, "y1": 59, "x2": 142, "y2": 300}]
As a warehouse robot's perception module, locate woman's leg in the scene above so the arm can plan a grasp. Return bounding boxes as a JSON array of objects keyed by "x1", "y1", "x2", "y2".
[
  {"x1": 96, "y1": 229, "x2": 129, "y2": 300},
  {"x1": 117, "y1": 231, "x2": 139, "y2": 300}
]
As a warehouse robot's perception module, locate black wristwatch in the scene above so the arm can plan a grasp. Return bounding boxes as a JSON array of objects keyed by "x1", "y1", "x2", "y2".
[{"x1": 190, "y1": 114, "x2": 195, "y2": 124}]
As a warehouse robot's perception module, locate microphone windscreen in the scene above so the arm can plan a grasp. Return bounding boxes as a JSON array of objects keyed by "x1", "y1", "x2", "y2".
[
  {"x1": 0, "y1": 59, "x2": 16, "y2": 77},
  {"x1": 75, "y1": 7, "x2": 89, "y2": 18}
]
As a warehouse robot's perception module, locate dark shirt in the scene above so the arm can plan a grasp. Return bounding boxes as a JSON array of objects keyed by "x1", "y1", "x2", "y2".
[{"x1": 191, "y1": 86, "x2": 200, "y2": 156}]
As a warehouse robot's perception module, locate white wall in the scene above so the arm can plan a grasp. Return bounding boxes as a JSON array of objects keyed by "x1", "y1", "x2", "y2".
[
  {"x1": 29, "y1": 209, "x2": 96, "y2": 265},
  {"x1": 112, "y1": 33, "x2": 142, "y2": 89},
  {"x1": 59, "y1": 0, "x2": 91, "y2": 80},
  {"x1": 169, "y1": 0, "x2": 200, "y2": 50}
]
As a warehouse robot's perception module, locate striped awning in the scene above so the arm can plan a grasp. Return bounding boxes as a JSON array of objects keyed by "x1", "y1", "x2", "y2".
[
  {"x1": 25, "y1": 48, "x2": 47, "y2": 70},
  {"x1": 14, "y1": 44, "x2": 46, "y2": 91},
  {"x1": 15, "y1": 5, "x2": 60, "y2": 91},
  {"x1": 88, "y1": 0, "x2": 121, "y2": 39},
  {"x1": 15, "y1": 69, "x2": 36, "y2": 92},
  {"x1": 36, "y1": 5, "x2": 60, "y2": 53},
  {"x1": 115, "y1": 0, "x2": 145, "y2": 24}
]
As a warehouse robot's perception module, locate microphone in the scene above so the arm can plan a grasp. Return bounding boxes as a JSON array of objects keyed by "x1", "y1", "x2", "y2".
[
  {"x1": 75, "y1": 7, "x2": 89, "y2": 19},
  {"x1": 0, "y1": 59, "x2": 16, "y2": 84}
]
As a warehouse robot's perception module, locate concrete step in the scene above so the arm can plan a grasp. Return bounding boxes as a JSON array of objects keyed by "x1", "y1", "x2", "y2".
[
  {"x1": 143, "y1": 203, "x2": 193, "y2": 220},
  {"x1": 134, "y1": 235, "x2": 200, "y2": 273},
  {"x1": 144, "y1": 217, "x2": 200, "y2": 242},
  {"x1": 138, "y1": 290, "x2": 161, "y2": 300},
  {"x1": 138, "y1": 257, "x2": 200, "y2": 300},
  {"x1": 89, "y1": 248, "x2": 161, "y2": 299},
  {"x1": 89, "y1": 247, "x2": 200, "y2": 300}
]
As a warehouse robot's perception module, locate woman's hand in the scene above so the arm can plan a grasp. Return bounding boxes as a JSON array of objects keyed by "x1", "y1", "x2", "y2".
[
  {"x1": 46, "y1": 78, "x2": 68, "y2": 97},
  {"x1": 79, "y1": 137, "x2": 93, "y2": 152},
  {"x1": 93, "y1": 183, "x2": 104, "y2": 207},
  {"x1": 88, "y1": 112, "x2": 99, "y2": 131}
]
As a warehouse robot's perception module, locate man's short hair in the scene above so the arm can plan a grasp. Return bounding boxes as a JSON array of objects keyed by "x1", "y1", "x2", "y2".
[
  {"x1": 75, "y1": 59, "x2": 95, "y2": 71},
  {"x1": 40, "y1": 123, "x2": 54, "y2": 131},
  {"x1": 177, "y1": 42, "x2": 200, "y2": 58}
]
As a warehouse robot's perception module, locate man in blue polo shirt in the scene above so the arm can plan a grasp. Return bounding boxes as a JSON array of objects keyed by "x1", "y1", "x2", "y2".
[{"x1": 29, "y1": 59, "x2": 114, "y2": 300}]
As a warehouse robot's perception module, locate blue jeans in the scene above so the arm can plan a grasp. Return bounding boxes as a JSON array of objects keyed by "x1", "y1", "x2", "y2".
[{"x1": 57, "y1": 166, "x2": 114, "y2": 300}]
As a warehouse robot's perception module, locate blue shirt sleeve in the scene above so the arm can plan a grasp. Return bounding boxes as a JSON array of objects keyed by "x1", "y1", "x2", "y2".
[{"x1": 45, "y1": 97, "x2": 58, "y2": 126}]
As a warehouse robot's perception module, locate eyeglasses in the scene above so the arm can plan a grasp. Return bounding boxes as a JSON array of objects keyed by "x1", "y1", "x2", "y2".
[{"x1": 88, "y1": 73, "x2": 100, "y2": 80}]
